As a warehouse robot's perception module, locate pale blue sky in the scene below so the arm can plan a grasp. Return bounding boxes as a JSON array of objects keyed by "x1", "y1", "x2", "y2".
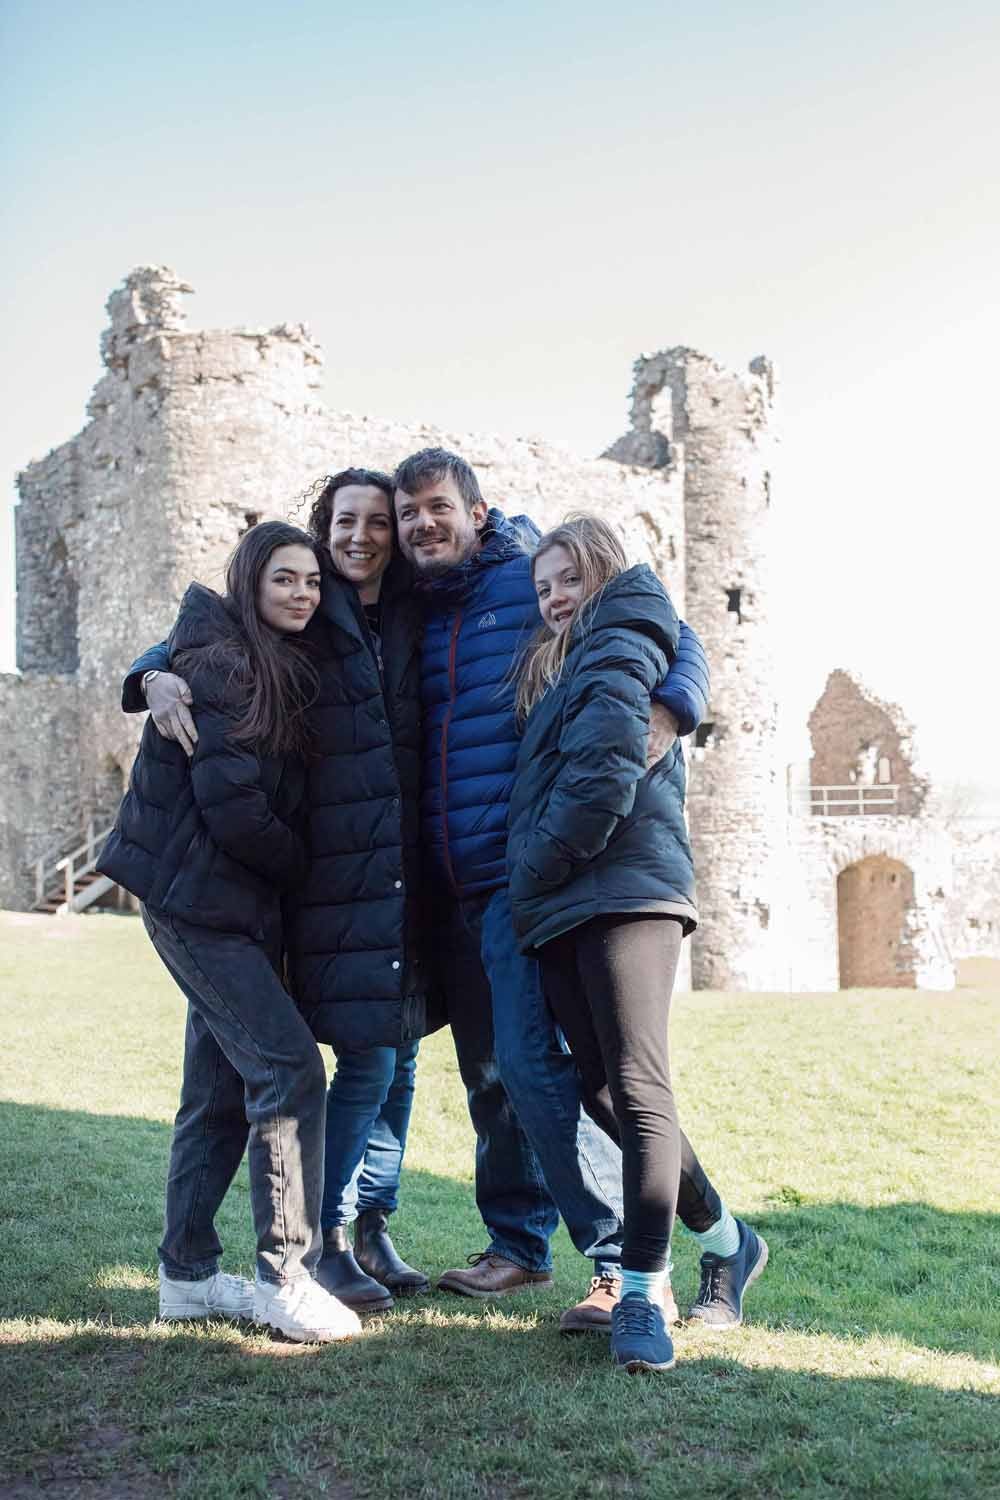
[{"x1": 3, "y1": 0, "x2": 998, "y2": 794}]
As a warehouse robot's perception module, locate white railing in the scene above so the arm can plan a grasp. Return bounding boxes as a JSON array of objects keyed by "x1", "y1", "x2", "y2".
[
  {"x1": 789, "y1": 784, "x2": 900, "y2": 817},
  {"x1": 32, "y1": 820, "x2": 116, "y2": 912}
]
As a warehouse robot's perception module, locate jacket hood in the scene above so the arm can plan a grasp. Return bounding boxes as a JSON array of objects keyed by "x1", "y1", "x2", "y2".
[
  {"x1": 572, "y1": 565, "x2": 679, "y2": 659},
  {"x1": 168, "y1": 583, "x2": 242, "y2": 656},
  {"x1": 416, "y1": 508, "x2": 540, "y2": 605}
]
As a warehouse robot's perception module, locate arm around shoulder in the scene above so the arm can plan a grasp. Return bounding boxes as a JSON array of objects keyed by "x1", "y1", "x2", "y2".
[
  {"x1": 651, "y1": 619, "x2": 710, "y2": 737},
  {"x1": 122, "y1": 641, "x2": 170, "y2": 712}
]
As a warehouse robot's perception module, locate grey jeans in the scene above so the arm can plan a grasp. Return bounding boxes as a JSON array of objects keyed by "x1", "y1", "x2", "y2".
[{"x1": 142, "y1": 906, "x2": 327, "y2": 1286}]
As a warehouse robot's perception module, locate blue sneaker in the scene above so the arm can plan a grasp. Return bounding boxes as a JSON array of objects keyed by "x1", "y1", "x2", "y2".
[
  {"x1": 610, "y1": 1292, "x2": 676, "y2": 1373},
  {"x1": 687, "y1": 1219, "x2": 769, "y2": 1329}
]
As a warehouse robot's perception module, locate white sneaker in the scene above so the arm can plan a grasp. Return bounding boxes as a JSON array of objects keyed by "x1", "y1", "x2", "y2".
[
  {"x1": 159, "y1": 1266, "x2": 256, "y2": 1321},
  {"x1": 253, "y1": 1275, "x2": 362, "y2": 1343}
]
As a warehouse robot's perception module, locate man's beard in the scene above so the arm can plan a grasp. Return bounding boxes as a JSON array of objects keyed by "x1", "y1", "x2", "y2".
[
  {"x1": 411, "y1": 554, "x2": 457, "y2": 580},
  {"x1": 405, "y1": 532, "x2": 478, "y2": 580}
]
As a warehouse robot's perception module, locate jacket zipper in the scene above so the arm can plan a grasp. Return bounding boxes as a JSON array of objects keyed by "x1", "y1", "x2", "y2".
[{"x1": 438, "y1": 609, "x2": 463, "y2": 895}]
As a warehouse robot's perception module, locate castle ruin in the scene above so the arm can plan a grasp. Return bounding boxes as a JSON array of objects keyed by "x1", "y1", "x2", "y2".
[{"x1": 2, "y1": 267, "x2": 996, "y2": 990}]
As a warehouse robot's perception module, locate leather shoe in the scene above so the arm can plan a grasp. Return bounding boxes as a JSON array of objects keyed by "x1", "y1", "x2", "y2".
[
  {"x1": 437, "y1": 1251, "x2": 553, "y2": 1298},
  {"x1": 314, "y1": 1227, "x2": 394, "y2": 1312},
  {"x1": 560, "y1": 1273, "x2": 680, "y2": 1334},
  {"x1": 353, "y1": 1209, "x2": 430, "y2": 1296}
]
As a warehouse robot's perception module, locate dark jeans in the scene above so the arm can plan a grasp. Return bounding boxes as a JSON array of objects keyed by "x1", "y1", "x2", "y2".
[
  {"x1": 431, "y1": 887, "x2": 626, "y2": 1274},
  {"x1": 540, "y1": 914, "x2": 720, "y2": 1273},
  {"x1": 321, "y1": 1041, "x2": 419, "y2": 1228},
  {"x1": 142, "y1": 906, "x2": 327, "y2": 1286}
]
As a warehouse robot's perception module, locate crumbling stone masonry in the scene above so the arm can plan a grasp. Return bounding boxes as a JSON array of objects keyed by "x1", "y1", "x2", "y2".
[
  {"x1": 606, "y1": 352, "x2": 786, "y2": 990},
  {"x1": 3, "y1": 267, "x2": 997, "y2": 990}
]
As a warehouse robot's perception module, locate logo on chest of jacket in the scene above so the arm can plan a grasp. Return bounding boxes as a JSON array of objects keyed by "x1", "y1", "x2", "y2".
[{"x1": 477, "y1": 611, "x2": 497, "y2": 630}]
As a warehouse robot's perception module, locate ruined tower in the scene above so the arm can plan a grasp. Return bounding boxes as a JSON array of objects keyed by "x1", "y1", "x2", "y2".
[
  {"x1": 608, "y1": 350, "x2": 785, "y2": 989},
  {"x1": 1, "y1": 268, "x2": 330, "y2": 908}
]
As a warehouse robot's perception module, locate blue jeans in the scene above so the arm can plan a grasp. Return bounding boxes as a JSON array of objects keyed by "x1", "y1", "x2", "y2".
[
  {"x1": 431, "y1": 888, "x2": 625, "y2": 1274},
  {"x1": 321, "y1": 1041, "x2": 419, "y2": 1229}
]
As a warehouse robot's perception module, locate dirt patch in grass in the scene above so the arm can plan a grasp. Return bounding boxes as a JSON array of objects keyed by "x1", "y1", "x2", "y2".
[{"x1": 0, "y1": 1422, "x2": 155, "y2": 1499}]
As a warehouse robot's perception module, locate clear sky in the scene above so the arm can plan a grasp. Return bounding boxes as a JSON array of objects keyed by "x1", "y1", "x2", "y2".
[{"x1": 2, "y1": 0, "x2": 998, "y2": 797}]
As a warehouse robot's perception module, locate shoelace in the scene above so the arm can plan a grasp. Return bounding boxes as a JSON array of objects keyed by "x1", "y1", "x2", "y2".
[
  {"x1": 466, "y1": 1252, "x2": 505, "y2": 1268},
  {"x1": 695, "y1": 1263, "x2": 723, "y2": 1307},
  {"x1": 614, "y1": 1297, "x2": 659, "y2": 1336}
]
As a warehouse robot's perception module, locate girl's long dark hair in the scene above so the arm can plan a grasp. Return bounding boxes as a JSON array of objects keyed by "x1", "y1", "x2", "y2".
[{"x1": 175, "y1": 521, "x2": 321, "y2": 757}]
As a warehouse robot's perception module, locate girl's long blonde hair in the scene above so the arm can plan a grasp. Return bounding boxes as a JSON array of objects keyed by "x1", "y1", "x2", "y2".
[{"x1": 515, "y1": 513, "x2": 629, "y2": 722}]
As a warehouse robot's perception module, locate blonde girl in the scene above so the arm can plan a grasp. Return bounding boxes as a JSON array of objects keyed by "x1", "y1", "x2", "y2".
[{"x1": 507, "y1": 515, "x2": 767, "y2": 1373}]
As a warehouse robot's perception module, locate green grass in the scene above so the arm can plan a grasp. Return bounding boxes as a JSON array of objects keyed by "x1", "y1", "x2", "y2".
[{"x1": 1, "y1": 910, "x2": 998, "y2": 1499}]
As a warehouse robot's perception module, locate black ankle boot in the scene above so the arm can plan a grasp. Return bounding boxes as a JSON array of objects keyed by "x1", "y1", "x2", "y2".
[
  {"x1": 315, "y1": 1226, "x2": 394, "y2": 1311},
  {"x1": 353, "y1": 1209, "x2": 430, "y2": 1296}
]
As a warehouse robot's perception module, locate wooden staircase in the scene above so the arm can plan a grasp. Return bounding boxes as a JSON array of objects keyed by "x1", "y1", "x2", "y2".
[{"x1": 31, "y1": 822, "x2": 120, "y2": 915}]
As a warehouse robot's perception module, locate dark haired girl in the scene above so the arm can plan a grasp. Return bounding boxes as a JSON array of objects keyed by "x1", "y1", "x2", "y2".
[
  {"x1": 126, "y1": 474, "x2": 432, "y2": 1314},
  {"x1": 100, "y1": 522, "x2": 361, "y2": 1344}
]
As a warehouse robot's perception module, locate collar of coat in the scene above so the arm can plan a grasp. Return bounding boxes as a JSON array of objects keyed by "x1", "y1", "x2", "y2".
[{"x1": 415, "y1": 508, "x2": 541, "y2": 607}]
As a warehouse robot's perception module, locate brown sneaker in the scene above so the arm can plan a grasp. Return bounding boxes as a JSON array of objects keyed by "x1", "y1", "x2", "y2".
[
  {"x1": 437, "y1": 1252, "x2": 553, "y2": 1298},
  {"x1": 559, "y1": 1274, "x2": 680, "y2": 1335}
]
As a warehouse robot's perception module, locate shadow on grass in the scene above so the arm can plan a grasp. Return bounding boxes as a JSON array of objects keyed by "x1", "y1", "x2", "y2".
[
  {"x1": 742, "y1": 1201, "x2": 1000, "y2": 1363},
  {"x1": 0, "y1": 1099, "x2": 485, "y2": 1328},
  {"x1": 1, "y1": 1317, "x2": 997, "y2": 1500},
  {"x1": 1, "y1": 1100, "x2": 997, "y2": 1362}
]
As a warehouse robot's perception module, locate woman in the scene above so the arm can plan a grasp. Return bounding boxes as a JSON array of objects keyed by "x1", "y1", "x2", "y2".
[
  {"x1": 99, "y1": 522, "x2": 361, "y2": 1344},
  {"x1": 508, "y1": 515, "x2": 768, "y2": 1374},
  {"x1": 294, "y1": 468, "x2": 430, "y2": 1310}
]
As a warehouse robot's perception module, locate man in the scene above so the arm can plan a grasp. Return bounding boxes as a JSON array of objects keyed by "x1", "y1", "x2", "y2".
[{"x1": 391, "y1": 448, "x2": 766, "y2": 1334}]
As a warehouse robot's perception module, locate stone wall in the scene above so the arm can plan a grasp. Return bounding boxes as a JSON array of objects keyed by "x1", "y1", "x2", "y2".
[
  {"x1": 607, "y1": 349, "x2": 786, "y2": 989},
  {"x1": 787, "y1": 813, "x2": 955, "y2": 991},
  {"x1": 0, "y1": 674, "x2": 82, "y2": 909},
  {"x1": 808, "y1": 669, "x2": 928, "y2": 816}
]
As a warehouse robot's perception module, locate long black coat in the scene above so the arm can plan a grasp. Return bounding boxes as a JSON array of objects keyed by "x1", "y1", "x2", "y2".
[
  {"x1": 99, "y1": 585, "x2": 307, "y2": 940},
  {"x1": 283, "y1": 557, "x2": 431, "y2": 1051},
  {"x1": 506, "y1": 565, "x2": 698, "y2": 953}
]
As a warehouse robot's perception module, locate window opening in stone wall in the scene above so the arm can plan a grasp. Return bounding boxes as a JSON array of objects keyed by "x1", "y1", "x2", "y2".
[
  {"x1": 240, "y1": 511, "x2": 260, "y2": 535},
  {"x1": 878, "y1": 756, "x2": 892, "y2": 784},
  {"x1": 726, "y1": 588, "x2": 742, "y2": 624},
  {"x1": 695, "y1": 722, "x2": 715, "y2": 750}
]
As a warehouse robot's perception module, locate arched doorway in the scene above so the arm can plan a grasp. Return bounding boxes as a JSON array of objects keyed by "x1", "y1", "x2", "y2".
[{"x1": 837, "y1": 855, "x2": 916, "y2": 988}]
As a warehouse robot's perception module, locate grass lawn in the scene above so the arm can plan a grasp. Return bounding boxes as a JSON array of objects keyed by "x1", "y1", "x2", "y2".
[{"x1": 1, "y1": 910, "x2": 998, "y2": 1499}]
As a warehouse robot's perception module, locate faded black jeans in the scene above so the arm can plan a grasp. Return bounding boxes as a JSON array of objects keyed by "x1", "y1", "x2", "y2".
[{"x1": 142, "y1": 906, "x2": 327, "y2": 1286}]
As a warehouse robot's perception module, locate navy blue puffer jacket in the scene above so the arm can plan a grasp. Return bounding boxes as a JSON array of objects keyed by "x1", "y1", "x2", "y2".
[
  {"x1": 506, "y1": 565, "x2": 698, "y2": 952},
  {"x1": 121, "y1": 560, "x2": 430, "y2": 1052},
  {"x1": 418, "y1": 510, "x2": 710, "y2": 900},
  {"x1": 99, "y1": 585, "x2": 307, "y2": 941}
]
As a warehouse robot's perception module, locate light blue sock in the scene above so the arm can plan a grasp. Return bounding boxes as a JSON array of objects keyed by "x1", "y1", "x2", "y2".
[
  {"x1": 688, "y1": 1203, "x2": 741, "y2": 1258},
  {"x1": 619, "y1": 1267, "x2": 669, "y2": 1302}
]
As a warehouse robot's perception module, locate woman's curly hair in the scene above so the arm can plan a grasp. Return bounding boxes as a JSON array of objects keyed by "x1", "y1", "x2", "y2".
[{"x1": 301, "y1": 467, "x2": 396, "y2": 554}]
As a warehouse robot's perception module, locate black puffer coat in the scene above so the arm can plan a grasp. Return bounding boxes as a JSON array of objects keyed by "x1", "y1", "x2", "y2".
[
  {"x1": 506, "y1": 565, "x2": 698, "y2": 953},
  {"x1": 283, "y1": 557, "x2": 431, "y2": 1051},
  {"x1": 99, "y1": 585, "x2": 307, "y2": 940}
]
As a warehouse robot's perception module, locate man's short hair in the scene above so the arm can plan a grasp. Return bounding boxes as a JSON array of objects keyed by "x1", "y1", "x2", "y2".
[{"x1": 393, "y1": 448, "x2": 484, "y2": 514}]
